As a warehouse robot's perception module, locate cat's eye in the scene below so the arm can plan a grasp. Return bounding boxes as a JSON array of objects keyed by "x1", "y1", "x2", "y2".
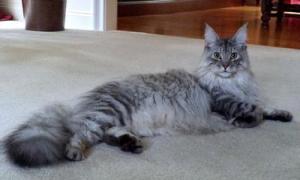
[
  {"x1": 230, "y1": 52, "x2": 238, "y2": 60},
  {"x1": 213, "y1": 52, "x2": 221, "y2": 60}
]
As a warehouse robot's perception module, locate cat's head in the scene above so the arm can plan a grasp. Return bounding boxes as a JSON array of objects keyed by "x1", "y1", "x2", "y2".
[{"x1": 200, "y1": 23, "x2": 250, "y2": 78}]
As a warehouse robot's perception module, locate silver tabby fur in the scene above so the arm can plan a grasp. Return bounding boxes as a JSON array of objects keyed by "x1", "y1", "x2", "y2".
[{"x1": 4, "y1": 24, "x2": 293, "y2": 167}]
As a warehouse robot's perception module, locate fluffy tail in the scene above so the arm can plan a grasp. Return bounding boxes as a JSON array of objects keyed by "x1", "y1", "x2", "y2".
[{"x1": 4, "y1": 104, "x2": 73, "y2": 167}]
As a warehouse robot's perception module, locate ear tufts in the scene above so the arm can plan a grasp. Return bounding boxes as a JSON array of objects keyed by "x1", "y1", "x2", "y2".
[
  {"x1": 231, "y1": 23, "x2": 248, "y2": 45},
  {"x1": 204, "y1": 23, "x2": 220, "y2": 47}
]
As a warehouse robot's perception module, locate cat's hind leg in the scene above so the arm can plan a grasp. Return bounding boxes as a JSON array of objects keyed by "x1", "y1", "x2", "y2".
[
  {"x1": 65, "y1": 134, "x2": 92, "y2": 161},
  {"x1": 263, "y1": 108, "x2": 293, "y2": 122},
  {"x1": 104, "y1": 127, "x2": 143, "y2": 154},
  {"x1": 65, "y1": 113, "x2": 113, "y2": 161}
]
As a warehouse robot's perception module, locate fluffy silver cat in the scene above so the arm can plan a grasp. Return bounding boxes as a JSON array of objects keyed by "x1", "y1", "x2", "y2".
[{"x1": 4, "y1": 24, "x2": 293, "y2": 167}]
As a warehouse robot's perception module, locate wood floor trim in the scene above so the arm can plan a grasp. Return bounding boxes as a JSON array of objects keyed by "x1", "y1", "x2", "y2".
[{"x1": 118, "y1": 0, "x2": 242, "y2": 17}]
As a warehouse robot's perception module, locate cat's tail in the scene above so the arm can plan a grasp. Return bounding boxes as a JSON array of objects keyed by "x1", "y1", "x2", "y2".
[{"x1": 3, "y1": 104, "x2": 73, "y2": 167}]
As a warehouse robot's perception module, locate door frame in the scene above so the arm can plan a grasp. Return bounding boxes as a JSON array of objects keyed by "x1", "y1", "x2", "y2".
[{"x1": 93, "y1": 0, "x2": 117, "y2": 31}]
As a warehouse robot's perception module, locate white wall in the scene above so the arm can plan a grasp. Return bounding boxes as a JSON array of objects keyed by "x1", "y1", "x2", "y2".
[
  {"x1": 0, "y1": 0, "x2": 23, "y2": 20},
  {"x1": 66, "y1": 0, "x2": 117, "y2": 31},
  {"x1": 65, "y1": 0, "x2": 94, "y2": 30}
]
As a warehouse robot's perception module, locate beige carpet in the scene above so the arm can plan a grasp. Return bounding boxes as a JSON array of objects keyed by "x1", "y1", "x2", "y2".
[{"x1": 0, "y1": 30, "x2": 300, "y2": 180}]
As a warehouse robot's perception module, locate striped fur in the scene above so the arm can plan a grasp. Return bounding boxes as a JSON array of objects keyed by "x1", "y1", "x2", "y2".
[{"x1": 3, "y1": 24, "x2": 292, "y2": 167}]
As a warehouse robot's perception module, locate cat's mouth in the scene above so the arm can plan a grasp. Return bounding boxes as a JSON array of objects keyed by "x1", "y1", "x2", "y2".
[{"x1": 216, "y1": 71, "x2": 233, "y2": 78}]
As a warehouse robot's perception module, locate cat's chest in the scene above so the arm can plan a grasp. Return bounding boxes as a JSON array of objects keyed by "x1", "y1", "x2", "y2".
[
  {"x1": 217, "y1": 77, "x2": 258, "y2": 103},
  {"x1": 222, "y1": 81, "x2": 249, "y2": 97},
  {"x1": 202, "y1": 73, "x2": 258, "y2": 102}
]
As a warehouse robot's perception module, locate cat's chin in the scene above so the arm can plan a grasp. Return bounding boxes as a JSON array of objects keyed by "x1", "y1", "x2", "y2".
[{"x1": 216, "y1": 72, "x2": 234, "y2": 78}]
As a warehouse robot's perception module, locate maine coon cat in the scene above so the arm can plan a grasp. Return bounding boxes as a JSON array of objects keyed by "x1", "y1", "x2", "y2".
[{"x1": 4, "y1": 24, "x2": 293, "y2": 167}]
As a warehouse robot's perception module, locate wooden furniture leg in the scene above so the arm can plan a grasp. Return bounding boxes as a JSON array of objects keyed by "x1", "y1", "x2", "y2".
[
  {"x1": 277, "y1": 0, "x2": 284, "y2": 22},
  {"x1": 261, "y1": 0, "x2": 272, "y2": 27},
  {"x1": 24, "y1": 0, "x2": 66, "y2": 31}
]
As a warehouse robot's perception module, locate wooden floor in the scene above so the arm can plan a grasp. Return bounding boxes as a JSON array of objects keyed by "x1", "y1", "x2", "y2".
[{"x1": 118, "y1": 6, "x2": 300, "y2": 49}]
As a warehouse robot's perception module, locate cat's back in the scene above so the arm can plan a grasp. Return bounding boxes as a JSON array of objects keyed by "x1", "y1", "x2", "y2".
[{"x1": 127, "y1": 69, "x2": 203, "y2": 96}]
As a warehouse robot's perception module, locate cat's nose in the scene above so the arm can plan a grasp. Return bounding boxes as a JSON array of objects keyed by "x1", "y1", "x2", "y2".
[{"x1": 222, "y1": 64, "x2": 229, "y2": 70}]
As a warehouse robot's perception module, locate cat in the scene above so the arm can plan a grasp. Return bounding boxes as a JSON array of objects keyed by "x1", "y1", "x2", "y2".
[{"x1": 4, "y1": 24, "x2": 293, "y2": 167}]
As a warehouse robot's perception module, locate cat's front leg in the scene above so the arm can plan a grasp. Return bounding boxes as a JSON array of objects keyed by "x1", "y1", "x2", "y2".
[
  {"x1": 230, "y1": 104, "x2": 264, "y2": 128},
  {"x1": 263, "y1": 108, "x2": 293, "y2": 122},
  {"x1": 211, "y1": 89, "x2": 264, "y2": 128}
]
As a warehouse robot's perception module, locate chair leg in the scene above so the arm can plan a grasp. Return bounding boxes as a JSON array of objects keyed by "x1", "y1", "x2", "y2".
[
  {"x1": 261, "y1": 0, "x2": 272, "y2": 27},
  {"x1": 277, "y1": 0, "x2": 284, "y2": 22}
]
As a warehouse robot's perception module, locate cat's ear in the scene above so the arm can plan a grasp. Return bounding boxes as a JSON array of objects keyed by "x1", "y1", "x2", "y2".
[
  {"x1": 204, "y1": 23, "x2": 220, "y2": 47},
  {"x1": 231, "y1": 23, "x2": 248, "y2": 45}
]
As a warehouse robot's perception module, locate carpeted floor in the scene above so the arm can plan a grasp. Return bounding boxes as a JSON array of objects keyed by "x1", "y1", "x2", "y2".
[{"x1": 0, "y1": 30, "x2": 299, "y2": 180}]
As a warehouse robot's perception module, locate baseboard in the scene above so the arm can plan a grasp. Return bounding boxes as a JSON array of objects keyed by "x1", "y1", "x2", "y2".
[{"x1": 118, "y1": 0, "x2": 242, "y2": 16}]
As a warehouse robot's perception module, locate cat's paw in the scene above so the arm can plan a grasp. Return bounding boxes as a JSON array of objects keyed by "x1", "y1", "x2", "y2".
[
  {"x1": 65, "y1": 144, "x2": 87, "y2": 161},
  {"x1": 264, "y1": 109, "x2": 293, "y2": 122},
  {"x1": 232, "y1": 105, "x2": 264, "y2": 128},
  {"x1": 119, "y1": 134, "x2": 143, "y2": 154},
  {"x1": 276, "y1": 110, "x2": 293, "y2": 122}
]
